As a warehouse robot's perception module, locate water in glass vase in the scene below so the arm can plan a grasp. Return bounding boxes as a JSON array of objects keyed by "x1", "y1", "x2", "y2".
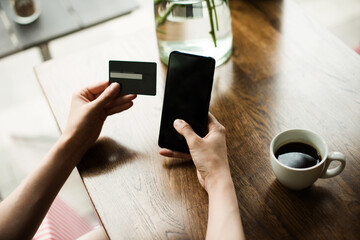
[{"x1": 155, "y1": 0, "x2": 232, "y2": 66}]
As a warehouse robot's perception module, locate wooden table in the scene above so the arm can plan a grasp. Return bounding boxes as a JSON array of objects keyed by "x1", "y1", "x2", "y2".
[{"x1": 35, "y1": 0, "x2": 360, "y2": 239}]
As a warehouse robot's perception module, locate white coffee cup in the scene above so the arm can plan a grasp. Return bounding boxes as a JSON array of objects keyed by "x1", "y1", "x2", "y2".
[{"x1": 270, "y1": 129, "x2": 346, "y2": 190}]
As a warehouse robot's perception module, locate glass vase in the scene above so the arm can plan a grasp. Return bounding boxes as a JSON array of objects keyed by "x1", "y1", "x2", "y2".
[{"x1": 154, "y1": 0, "x2": 232, "y2": 67}]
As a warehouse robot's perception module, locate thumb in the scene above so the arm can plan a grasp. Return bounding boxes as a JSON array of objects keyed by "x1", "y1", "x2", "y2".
[
  {"x1": 93, "y1": 83, "x2": 120, "y2": 108},
  {"x1": 174, "y1": 119, "x2": 200, "y2": 144}
]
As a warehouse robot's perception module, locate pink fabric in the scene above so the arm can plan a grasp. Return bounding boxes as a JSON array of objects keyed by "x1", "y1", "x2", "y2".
[
  {"x1": 33, "y1": 197, "x2": 93, "y2": 240},
  {"x1": 355, "y1": 46, "x2": 360, "y2": 55}
]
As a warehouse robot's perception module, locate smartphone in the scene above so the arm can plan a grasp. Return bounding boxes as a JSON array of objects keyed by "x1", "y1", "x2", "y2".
[{"x1": 158, "y1": 51, "x2": 216, "y2": 153}]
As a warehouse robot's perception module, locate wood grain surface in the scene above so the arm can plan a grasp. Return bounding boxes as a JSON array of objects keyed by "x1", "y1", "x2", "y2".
[{"x1": 35, "y1": 0, "x2": 360, "y2": 239}]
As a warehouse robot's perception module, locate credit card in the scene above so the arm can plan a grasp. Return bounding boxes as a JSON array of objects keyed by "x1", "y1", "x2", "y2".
[{"x1": 109, "y1": 60, "x2": 156, "y2": 95}]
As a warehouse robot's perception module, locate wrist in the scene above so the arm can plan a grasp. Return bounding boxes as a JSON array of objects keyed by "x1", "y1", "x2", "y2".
[
  {"x1": 57, "y1": 132, "x2": 86, "y2": 168},
  {"x1": 206, "y1": 170, "x2": 234, "y2": 195}
]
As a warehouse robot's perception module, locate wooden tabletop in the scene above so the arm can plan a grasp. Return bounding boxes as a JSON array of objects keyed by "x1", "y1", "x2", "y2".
[{"x1": 35, "y1": 0, "x2": 360, "y2": 239}]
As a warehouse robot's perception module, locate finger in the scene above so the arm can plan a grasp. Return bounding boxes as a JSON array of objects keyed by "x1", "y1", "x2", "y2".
[
  {"x1": 105, "y1": 94, "x2": 137, "y2": 109},
  {"x1": 159, "y1": 148, "x2": 192, "y2": 159},
  {"x1": 106, "y1": 101, "x2": 133, "y2": 116},
  {"x1": 207, "y1": 112, "x2": 224, "y2": 131},
  {"x1": 93, "y1": 82, "x2": 120, "y2": 108},
  {"x1": 173, "y1": 119, "x2": 200, "y2": 142},
  {"x1": 86, "y1": 81, "x2": 109, "y2": 95}
]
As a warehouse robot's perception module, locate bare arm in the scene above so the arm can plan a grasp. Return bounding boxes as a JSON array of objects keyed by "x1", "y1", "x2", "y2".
[
  {"x1": 0, "y1": 81, "x2": 136, "y2": 239},
  {"x1": 0, "y1": 133, "x2": 84, "y2": 239},
  {"x1": 206, "y1": 172, "x2": 245, "y2": 240},
  {"x1": 159, "y1": 113, "x2": 245, "y2": 240}
]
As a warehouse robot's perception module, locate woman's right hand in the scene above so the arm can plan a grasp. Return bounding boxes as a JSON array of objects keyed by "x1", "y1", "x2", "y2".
[{"x1": 159, "y1": 113, "x2": 232, "y2": 192}]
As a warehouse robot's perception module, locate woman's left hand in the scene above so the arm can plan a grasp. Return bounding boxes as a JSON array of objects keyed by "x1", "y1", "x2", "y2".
[{"x1": 63, "y1": 81, "x2": 136, "y2": 161}]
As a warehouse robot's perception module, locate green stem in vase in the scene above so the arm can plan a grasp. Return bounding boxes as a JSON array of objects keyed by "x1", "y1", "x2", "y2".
[
  {"x1": 205, "y1": 0, "x2": 217, "y2": 47},
  {"x1": 155, "y1": 2, "x2": 176, "y2": 27},
  {"x1": 211, "y1": 0, "x2": 219, "y2": 30},
  {"x1": 155, "y1": 0, "x2": 219, "y2": 48}
]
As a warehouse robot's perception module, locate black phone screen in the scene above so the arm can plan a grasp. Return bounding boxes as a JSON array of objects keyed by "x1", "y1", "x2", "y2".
[{"x1": 158, "y1": 51, "x2": 215, "y2": 153}]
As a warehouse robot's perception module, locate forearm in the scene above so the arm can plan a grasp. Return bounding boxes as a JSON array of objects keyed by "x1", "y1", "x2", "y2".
[
  {"x1": 206, "y1": 175, "x2": 245, "y2": 240},
  {"x1": 0, "y1": 133, "x2": 83, "y2": 239}
]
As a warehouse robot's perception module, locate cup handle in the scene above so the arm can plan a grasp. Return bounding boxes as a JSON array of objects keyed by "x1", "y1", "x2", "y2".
[{"x1": 320, "y1": 152, "x2": 346, "y2": 178}]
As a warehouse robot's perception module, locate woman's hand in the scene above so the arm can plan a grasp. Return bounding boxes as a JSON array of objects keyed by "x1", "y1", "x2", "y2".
[
  {"x1": 160, "y1": 113, "x2": 245, "y2": 240},
  {"x1": 63, "y1": 81, "x2": 136, "y2": 162},
  {"x1": 159, "y1": 113, "x2": 231, "y2": 192},
  {"x1": 0, "y1": 81, "x2": 137, "y2": 240}
]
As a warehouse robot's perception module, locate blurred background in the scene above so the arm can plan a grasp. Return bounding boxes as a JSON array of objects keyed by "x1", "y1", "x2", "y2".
[{"x1": 0, "y1": 0, "x2": 359, "y2": 233}]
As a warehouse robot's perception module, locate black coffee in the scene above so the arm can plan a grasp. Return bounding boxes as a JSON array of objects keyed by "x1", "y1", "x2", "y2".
[{"x1": 275, "y1": 142, "x2": 321, "y2": 168}]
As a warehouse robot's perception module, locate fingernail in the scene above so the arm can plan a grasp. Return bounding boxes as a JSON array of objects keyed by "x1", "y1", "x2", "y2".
[
  {"x1": 174, "y1": 119, "x2": 182, "y2": 128},
  {"x1": 110, "y1": 82, "x2": 120, "y2": 91}
]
